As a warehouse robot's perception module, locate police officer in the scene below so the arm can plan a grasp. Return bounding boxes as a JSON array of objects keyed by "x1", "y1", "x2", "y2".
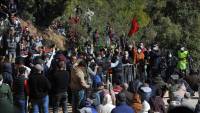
[{"x1": 0, "y1": 74, "x2": 13, "y2": 104}]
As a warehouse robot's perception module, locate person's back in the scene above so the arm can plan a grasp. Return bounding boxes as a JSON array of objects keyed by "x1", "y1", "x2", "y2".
[
  {"x1": 121, "y1": 83, "x2": 133, "y2": 105},
  {"x1": 28, "y1": 65, "x2": 51, "y2": 100},
  {"x1": 111, "y1": 92, "x2": 134, "y2": 113},
  {"x1": 28, "y1": 64, "x2": 51, "y2": 113},
  {"x1": 111, "y1": 102, "x2": 134, "y2": 113},
  {"x1": 140, "y1": 84, "x2": 152, "y2": 102},
  {"x1": 13, "y1": 72, "x2": 27, "y2": 99},
  {"x1": 49, "y1": 60, "x2": 69, "y2": 113},
  {"x1": 13, "y1": 75, "x2": 26, "y2": 98},
  {"x1": 13, "y1": 67, "x2": 28, "y2": 113},
  {"x1": 50, "y1": 69, "x2": 69, "y2": 94},
  {"x1": 149, "y1": 89, "x2": 166, "y2": 113}
]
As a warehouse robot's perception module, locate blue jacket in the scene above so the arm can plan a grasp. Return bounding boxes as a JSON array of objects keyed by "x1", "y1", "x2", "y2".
[{"x1": 111, "y1": 103, "x2": 135, "y2": 113}]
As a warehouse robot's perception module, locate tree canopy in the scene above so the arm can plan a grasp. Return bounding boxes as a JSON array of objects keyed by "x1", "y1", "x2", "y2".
[{"x1": 18, "y1": 0, "x2": 200, "y2": 68}]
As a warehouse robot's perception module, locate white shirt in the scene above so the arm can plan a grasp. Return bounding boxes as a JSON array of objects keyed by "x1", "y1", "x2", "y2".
[{"x1": 140, "y1": 100, "x2": 150, "y2": 113}]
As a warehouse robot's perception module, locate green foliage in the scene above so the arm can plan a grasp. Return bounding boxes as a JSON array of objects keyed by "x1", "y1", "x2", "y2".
[
  {"x1": 155, "y1": 17, "x2": 182, "y2": 49},
  {"x1": 18, "y1": 0, "x2": 67, "y2": 26},
  {"x1": 17, "y1": 0, "x2": 200, "y2": 67},
  {"x1": 186, "y1": 14, "x2": 200, "y2": 67},
  {"x1": 146, "y1": 0, "x2": 200, "y2": 67},
  {"x1": 63, "y1": 0, "x2": 150, "y2": 34}
]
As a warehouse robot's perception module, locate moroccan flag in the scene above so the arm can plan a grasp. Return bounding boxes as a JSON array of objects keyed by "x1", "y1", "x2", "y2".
[{"x1": 128, "y1": 18, "x2": 139, "y2": 37}]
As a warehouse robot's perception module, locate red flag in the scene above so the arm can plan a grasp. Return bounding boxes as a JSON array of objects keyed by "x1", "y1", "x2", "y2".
[{"x1": 128, "y1": 18, "x2": 139, "y2": 37}]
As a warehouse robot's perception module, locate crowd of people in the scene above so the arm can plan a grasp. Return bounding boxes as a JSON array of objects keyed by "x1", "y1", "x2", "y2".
[{"x1": 1, "y1": 1, "x2": 200, "y2": 113}]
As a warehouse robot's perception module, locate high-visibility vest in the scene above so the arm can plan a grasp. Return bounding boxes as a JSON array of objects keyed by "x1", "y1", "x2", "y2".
[{"x1": 177, "y1": 50, "x2": 189, "y2": 70}]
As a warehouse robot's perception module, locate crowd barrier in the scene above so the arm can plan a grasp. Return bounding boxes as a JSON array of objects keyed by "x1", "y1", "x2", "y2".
[
  {"x1": 122, "y1": 64, "x2": 135, "y2": 83},
  {"x1": 106, "y1": 64, "x2": 136, "y2": 84}
]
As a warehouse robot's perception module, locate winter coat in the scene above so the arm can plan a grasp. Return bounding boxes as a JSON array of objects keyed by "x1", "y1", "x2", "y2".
[
  {"x1": 28, "y1": 73, "x2": 51, "y2": 99},
  {"x1": 70, "y1": 66, "x2": 89, "y2": 91},
  {"x1": 140, "y1": 86, "x2": 152, "y2": 102}
]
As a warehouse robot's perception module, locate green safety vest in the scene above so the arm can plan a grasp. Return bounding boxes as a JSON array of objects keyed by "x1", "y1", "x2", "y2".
[{"x1": 177, "y1": 50, "x2": 189, "y2": 70}]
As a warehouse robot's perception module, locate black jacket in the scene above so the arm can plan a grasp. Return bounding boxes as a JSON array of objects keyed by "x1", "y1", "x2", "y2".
[
  {"x1": 28, "y1": 73, "x2": 51, "y2": 99},
  {"x1": 49, "y1": 70, "x2": 69, "y2": 94}
]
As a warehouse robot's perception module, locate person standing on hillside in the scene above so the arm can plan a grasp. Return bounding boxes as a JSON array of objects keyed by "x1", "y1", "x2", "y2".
[
  {"x1": 70, "y1": 57, "x2": 90, "y2": 113},
  {"x1": 111, "y1": 49, "x2": 123, "y2": 85},
  {"x1": 6, "y1": 28, "x2": 17, "y2": 63},
  {"x1": 177, "y1": 46, "x2": 189, "y2": 76},
  {"x1": 149, "y1": 88, "x2": 166, "y2": 113},
  {"x1": 92, "y1": 29, "x2": 99, "y2": 46},
  {"x1": 149, "y1": 43, "x2": 161, "y2": 77},
  {"x1": 28, "y1": 64, "x2": 51, "y2": 113},
  {"x1": 13, "y1": 67, "x2": 28, "y2": 113},
  {"x1": 49, "y1": 60, "x2": 70, "y2": 113}
]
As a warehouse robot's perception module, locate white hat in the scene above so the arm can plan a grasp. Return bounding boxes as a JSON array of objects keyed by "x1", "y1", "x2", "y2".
[{"x1": 141, "y1": 86, "x2": 152, "y2": 93}]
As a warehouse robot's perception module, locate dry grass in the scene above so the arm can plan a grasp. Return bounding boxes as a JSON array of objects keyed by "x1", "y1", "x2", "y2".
[{"x1": 20, "y1": 19, "x2": 66, "y2": 50}]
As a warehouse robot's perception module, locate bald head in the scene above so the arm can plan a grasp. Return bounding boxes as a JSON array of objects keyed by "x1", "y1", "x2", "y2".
[{"x1": 122, "y1": 83, "x2": 129, "y2": 90}]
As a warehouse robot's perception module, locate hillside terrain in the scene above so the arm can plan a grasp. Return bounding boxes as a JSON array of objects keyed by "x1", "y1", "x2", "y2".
[{"x1": 10, "y1": 0, "x2": 200, "y2": 67}]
